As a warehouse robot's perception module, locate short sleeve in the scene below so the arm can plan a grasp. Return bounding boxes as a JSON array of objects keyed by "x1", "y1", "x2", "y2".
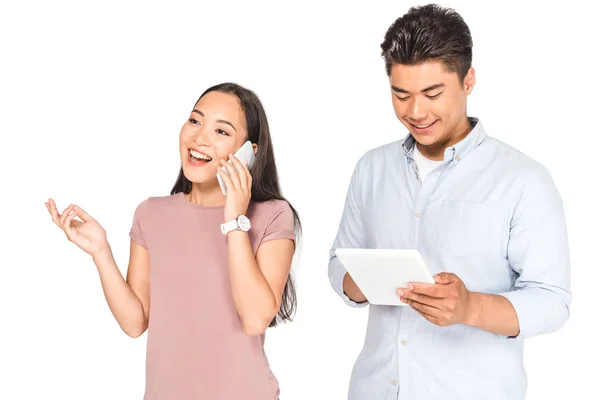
[
  {"x1": 260, "y1": 201, "x2": 296, "y2": 245},
  {"x1": 129, "y1": 198, "x2": 149, "y2": 249}
]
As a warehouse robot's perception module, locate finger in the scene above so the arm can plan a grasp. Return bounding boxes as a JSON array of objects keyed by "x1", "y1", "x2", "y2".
[
  {"x1": 72, "y1": 204, "x2": 94, "y2": 222},
  {"x1": 228, "y1": 153, "x2": 246, "y2": 173},
  {"x1": 400, "y1": 290, "x2": 444, "y2": 309},
  {"x1": 415, "y1": 309, "x2": 443, "y2": 326},
  {"x1": 407, "y1": 282, "x2": 444, "y2": 298},
  {"x1": 48, "y1": 199, "x2": 61, "y2": 225},
  {"x1": 221, "y1": 158, "x2": 241, "y2": 190},
  {"x1": 229, "y1": 154, "x2": 248, "y2": 191},
  {"x1": 246, "y1": 165, "x2": 252, "y2": 192},
  {"x1": 434, "y1": 272, "x2": 456, "y2": 284},
  {"x1": 63, "y1": 208, "x2": 78, "y2": 239},
  {"x1": 59, "y1": 205, "x2": 74, "y2": 228},
  {"x1": 217, "y1": 167, "x2": 235, "y2": 193},
  {"x1": 406, "y1": 299, "x2": 441, "y2": 319},
  {"x1": 225, "y1": 155, "x2": 244, "y2": 189},
  {"x1": 243, "y1": 160, "x2": 253, "y2": 190}
]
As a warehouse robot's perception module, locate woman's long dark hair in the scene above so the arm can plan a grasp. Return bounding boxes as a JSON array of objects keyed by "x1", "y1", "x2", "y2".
[{"x1": 170, "y1": 82, "x2": 301, "y2": 327}]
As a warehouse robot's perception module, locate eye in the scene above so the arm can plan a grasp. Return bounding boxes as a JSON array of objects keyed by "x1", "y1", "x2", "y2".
[
  {"x1": 216, "y1": 128, "x2": 229, "y2": 136},
  {"x1": 395, "y1": 94, "x2": 410, "y2": 101},
  {"x1": 188, "y1": 118, "x2": 200, "y2": 125},
  {"x1": 426, "y1": 92, "x2": 442, "y2": 100}
]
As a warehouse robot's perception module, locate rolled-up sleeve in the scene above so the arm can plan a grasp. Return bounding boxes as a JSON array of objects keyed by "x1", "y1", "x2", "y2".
[
  {"x1": 328, "y1": 157, "x2": 370, "y2": 308},
  {"x1": 499, "y1": 166, "x2": 572, "y2": 339}
]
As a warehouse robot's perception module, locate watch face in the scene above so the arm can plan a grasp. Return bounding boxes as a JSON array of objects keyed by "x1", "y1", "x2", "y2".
[{"x1": 237, "y1": 215, "x2": 251, "y2": 231}]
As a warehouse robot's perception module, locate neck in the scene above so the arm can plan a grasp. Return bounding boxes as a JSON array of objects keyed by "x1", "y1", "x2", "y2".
[
  {"x1": 417, "y1": 117, "x2": 472, "y2": 161},
  {"x1": 185, "y1": 182, "x2": 226, "y2": 207}
]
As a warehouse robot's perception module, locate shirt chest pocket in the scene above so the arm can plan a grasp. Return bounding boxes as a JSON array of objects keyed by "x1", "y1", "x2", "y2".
[{"x1": 436, "y1": 201, "x2": 491, "y2": 259}]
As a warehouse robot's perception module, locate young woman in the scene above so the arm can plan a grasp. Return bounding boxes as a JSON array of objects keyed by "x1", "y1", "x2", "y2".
[{"x1": 45, "y1": 82, "x2": 301, "y2": 400}]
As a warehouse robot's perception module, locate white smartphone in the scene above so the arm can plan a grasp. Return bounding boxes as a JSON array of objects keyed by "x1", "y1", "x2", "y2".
[{"x1": 217, "y1": 140, "x2": 256, "y2": 195}]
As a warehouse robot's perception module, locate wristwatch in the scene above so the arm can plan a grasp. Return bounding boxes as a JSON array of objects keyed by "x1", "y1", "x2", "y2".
[{"x1": 221, "y1": 215, "x2": 251, "y2": 235}]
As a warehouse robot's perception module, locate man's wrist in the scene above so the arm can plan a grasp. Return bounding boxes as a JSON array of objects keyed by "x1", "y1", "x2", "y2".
[{"x1": 463, "y1": 291, "x2": 485, "y2": 327}]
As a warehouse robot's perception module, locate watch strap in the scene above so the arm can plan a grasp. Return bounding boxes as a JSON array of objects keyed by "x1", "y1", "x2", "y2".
[{"x1": 220, "y1": 219, "x2": 238, "y2": 235}]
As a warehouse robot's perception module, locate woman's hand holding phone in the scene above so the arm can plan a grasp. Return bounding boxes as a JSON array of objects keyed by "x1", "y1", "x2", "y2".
[
  {"x1": 45, "y1": 199, "x2": 110, "y2": 258},
  {"x1": 218, "y1": 153, "x2": 252, "y2": 222}
]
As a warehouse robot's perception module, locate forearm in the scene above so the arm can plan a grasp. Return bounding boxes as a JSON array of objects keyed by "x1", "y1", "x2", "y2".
[
  {"x1": 343, "y1": 273, "x2": 367, "y2": 303},
  {"x1": 465, "y1": 292, "x2": 519, "y2": 337},
  {"x1": 227, "y1": 231, "x2": 277, "y2": 335},
  {"x1": 92, "y1": 246, "x2": 147, "y2": 337}
]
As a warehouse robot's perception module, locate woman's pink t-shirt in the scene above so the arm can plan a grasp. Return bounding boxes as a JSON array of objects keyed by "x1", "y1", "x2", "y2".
[{"x1": 129, "y1": 192, "x2": 295, "y2": 400}]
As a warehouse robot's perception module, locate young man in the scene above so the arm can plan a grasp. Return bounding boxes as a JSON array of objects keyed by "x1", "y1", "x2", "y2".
[{"x1": 328, "y1": 4, "x2": 571, "y2": 400}]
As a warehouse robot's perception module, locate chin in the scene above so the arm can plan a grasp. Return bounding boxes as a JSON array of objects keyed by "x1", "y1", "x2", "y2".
[
  {"x1": 412, "y1": 134, "x2": 440, "y2": 147},
  {"x1": 180, "y1": 168, "x2": 209, "y2": 184}
]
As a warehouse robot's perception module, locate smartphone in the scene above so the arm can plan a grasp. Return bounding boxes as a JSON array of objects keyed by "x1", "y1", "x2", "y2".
[{"x1": 217, "y1": 140, "x2": 256, "y2": 195}]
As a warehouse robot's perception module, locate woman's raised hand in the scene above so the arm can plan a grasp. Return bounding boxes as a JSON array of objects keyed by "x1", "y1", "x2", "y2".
[{"x1": 45, "y1": 199, "x2": 110, "y2": 257}]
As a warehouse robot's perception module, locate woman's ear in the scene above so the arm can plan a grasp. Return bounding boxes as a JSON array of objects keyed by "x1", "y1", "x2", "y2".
[{"x1": 252, "y1": 143, "x2": 258, "y2": 155}]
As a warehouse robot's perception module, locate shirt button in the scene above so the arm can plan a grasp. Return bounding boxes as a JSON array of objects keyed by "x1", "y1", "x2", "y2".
[
  {"x1": 392, "y1": 379, "x2": 397, "y2": 386},
  {"x1": 415, "y1": 212, "x2": 421, "y2": 217},
  {"x1": 401, "y1": 339, "x2": 407, "y2": 346},
  {"x1": 455, "y1": 155, "x2": 461, "y2": 161}
]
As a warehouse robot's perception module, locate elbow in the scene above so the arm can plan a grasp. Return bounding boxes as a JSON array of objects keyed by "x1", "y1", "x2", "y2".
[
  {"x1": 123, "y1": 321, "x2": 148, "y2": 338},
  {"x1": 549, "y1": 296, "x2": 571, "y2": 333},
  {"x1": 242, "y1": 323, "x2": 267, "y2": 337},
  {"x1": 125, "y1": 328, "x2": 146, "y2": 338},
  {"x1": 543, "y1": 286, "x2": 571, "y2": 334},
  {"x1": 240, "y1": 309, "x2": 277, "y2": 337},
  {"x1": 517, "y1": 288, "x2": 571, "y2": 338},
  {"x1": 241, "y1": 320, "x2": 268, "y2": 336}
]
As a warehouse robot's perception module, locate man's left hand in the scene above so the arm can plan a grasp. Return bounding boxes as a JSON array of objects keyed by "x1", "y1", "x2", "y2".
[{"x1": 397, "y1": 272, "x2": 475, "y2": 327}]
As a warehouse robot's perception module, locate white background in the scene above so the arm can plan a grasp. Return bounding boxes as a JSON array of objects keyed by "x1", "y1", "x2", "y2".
[{"x1": 1, "y1": 0, "x2": 598, "y2": 399}]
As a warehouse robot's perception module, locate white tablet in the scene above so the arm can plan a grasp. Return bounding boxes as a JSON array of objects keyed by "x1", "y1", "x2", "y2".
[{"x1": 335, "y1": 248, "x2": 435, "y2": 306}]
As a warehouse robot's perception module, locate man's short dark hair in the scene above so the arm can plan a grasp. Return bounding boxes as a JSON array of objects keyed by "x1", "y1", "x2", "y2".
[{"x1": 380, "y1": 4, "x2": 473, "y2": 80}]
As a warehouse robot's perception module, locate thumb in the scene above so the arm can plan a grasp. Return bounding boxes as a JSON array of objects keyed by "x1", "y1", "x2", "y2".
[
  {"x1": 72, "y1": 205, "x2": 94, "y2": 222},
  {"x1": 434, "y1": 272, "x2": 455, "y2": 284}
]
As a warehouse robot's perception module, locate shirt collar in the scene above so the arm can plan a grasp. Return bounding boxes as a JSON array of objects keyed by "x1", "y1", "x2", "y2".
[{"x1": 402, "y1": 117, "x2": 487, "y2": 164}]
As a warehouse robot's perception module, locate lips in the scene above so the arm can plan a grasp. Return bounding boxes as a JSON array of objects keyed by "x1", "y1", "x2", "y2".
[
  {"x1": 188, "y1": 152, "x2": 210, "y2": 167},
  {"x1": 189, "y1": 148, "x2": 212, "y2": 161},
  {"x1": 187, "y1": 148, "x2": 213, "y2": 167},
  {"x1": 409, "y1": 120, "x2": 438, "y2": 133},
  {"x1": 411, "y1": 122, "x2": 435, "y2": 129}
]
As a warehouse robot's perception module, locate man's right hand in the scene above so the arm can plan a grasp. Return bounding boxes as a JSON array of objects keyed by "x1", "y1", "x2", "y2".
[
  {"x1": 46, "y1": 198, "x2": 110, "y2": 258},
  {"x1": 343, "y1": 273, "x2": 368, "y2": 303}
]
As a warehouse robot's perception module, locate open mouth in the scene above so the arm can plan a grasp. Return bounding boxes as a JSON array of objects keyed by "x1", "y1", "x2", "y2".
[
  {"x1": 188, "y1": 149, "x2": 212, "y2": 166},
  {"x1": 410, "y1": 120, "x2": 437, "y2": 132}
]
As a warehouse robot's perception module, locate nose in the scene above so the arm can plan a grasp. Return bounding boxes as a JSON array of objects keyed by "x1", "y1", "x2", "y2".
[
  {"x1": 190, "y1": 126, "x2": 209, "y2": 147},
  {"x1": 407, "y1": 97, "x2": 427, "y2": 121}
]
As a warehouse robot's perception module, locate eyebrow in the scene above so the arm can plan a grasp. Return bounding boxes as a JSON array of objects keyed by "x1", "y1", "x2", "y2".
[
  {"x1": 391, "y1": 83, "x2": 446, "y2": 94},
  {"x1": 191, "y1": 109, "x2": 237, "y2": 132}
]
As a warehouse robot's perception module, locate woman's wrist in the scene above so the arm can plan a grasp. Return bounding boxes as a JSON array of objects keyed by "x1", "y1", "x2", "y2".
[
  {"x1": 227, "y1": 230, "x2": 249, "y2": 238},
  {"x1": 224, "y1": 214, "x2": 239, "y2": 222},
  {"x1": 224, "y1": 210, "x2": 248, "y2": 222}
]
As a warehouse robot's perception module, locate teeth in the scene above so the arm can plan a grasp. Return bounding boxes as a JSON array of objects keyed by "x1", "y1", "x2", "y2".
[
  {"x1": 415, "y1": 124, "x2": 433, "y2": 129},
  {"x1": 190, "y1": 149, "x2": 211, "y2": 161},
  {"x1": 414, "y1": 122, "x2": 433, "y2": 129}
]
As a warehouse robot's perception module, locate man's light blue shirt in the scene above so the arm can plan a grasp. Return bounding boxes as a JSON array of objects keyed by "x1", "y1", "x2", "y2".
[{"x1": 328, "y1": 118, "x2": 571, "y2": 400}]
